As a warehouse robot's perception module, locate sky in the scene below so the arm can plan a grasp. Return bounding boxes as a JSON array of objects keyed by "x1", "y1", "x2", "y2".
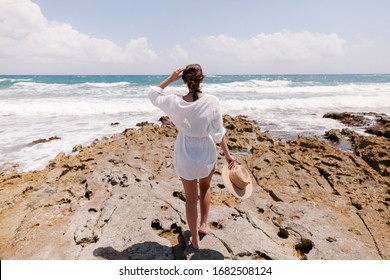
[{"x1": 1, "y1": 0, "x2": 390, "y2": 74}]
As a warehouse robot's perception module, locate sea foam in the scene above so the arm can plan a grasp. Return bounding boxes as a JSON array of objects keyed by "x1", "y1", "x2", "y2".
[{"x1": 1, "y1": 74, "x2": 389, "y2": 171}]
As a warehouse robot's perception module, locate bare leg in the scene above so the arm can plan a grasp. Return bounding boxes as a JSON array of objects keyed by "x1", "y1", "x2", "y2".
[
  {"x1": 198, "y1": 167, "x2": 215, "y2": 235},
  {"x1": 181, "y1": 177, "x2": 200, "y2": 249}
]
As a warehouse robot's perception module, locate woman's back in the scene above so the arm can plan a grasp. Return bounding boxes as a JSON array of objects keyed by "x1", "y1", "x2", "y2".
[{"x1": 148, "y1": 89, "x2": 225, "y2": 141}]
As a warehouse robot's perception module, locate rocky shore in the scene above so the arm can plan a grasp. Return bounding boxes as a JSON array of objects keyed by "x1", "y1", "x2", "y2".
[{"x1": 0, "y1": 114, "x2": 389, "y2": 260}]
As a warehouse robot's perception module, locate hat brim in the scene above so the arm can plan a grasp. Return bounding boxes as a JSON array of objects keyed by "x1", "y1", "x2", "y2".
[{"x1": 222, "y1": 163, "x2": 253, "y2": 200}]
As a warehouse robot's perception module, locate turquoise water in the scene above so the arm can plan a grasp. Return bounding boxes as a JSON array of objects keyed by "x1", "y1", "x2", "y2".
[
  {"x1": 2, "y1": 74, "x2": 390, "y2": 87},
  {"x1": 1, "y1": 74, "x2": 390, "y2": 171}
]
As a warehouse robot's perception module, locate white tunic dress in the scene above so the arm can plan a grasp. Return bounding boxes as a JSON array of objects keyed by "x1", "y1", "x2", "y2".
[{"x1": 148, "y1": 86, "x2": 226, "y2": 180}]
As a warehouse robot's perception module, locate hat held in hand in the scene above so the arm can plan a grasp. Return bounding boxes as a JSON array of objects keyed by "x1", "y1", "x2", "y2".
[{"x1": 222, "y1": 164, "x2": 253, "y2": 199}]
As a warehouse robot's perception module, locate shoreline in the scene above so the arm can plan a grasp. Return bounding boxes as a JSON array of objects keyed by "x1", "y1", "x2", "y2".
[
  {"x1": 2, "y1": 74, "x2": 390, "y2": 172},
  {"x1": 0, "y1": 114, "x2": 389, "y2": 260},
  {"x1": 1, "y1": 111, "x2": 388, "y2": 174}
]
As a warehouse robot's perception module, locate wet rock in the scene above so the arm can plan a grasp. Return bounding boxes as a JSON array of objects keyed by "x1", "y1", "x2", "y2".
[
  {"x1": 32, "y1": 136, "x2": 61, "y2": 144},
  {"x1": 324, "y1": 129, "x2": 344, "y2": 143},
  {"x1": 323, "y1": 112, "x2": 370, "y2": 126},
  {"x1": 366, "y1": 115, "x2": 390, "y2": 138},
  {"x1": 323, "y1": 112, "x2": 390, "y2": 177},
  {"x1": 324, "y1": 112, "x2": 390, "y2": 138}
]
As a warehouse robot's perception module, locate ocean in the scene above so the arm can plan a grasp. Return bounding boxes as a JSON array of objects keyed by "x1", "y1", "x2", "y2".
[{"x1": 1, "y1": 74, "x2": 390, "y2": 172}]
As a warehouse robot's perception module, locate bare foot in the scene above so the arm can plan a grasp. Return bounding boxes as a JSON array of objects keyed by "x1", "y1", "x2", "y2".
[
  {"x1": 198, "y1": 226, "x2": 208, "y2": 235},
  {"x1": 189, "y1": 237, "x2": 200, "y2": 250}
]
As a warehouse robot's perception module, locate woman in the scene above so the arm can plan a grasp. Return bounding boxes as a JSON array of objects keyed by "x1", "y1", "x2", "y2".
[{"x1": 148, "y1": 64, "x2": 235, "y2": 249}]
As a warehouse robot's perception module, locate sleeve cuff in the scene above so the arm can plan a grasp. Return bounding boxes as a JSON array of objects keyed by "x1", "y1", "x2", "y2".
[
  {"x1": 213, "y1": 128, "x2": 226, "y2": 144},
  {"x1": 150, "y1": 86, "x2": 164, "y2": 94}
]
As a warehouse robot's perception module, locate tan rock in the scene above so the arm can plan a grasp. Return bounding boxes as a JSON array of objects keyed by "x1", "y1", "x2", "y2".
[{"x1": 0, "y1": 115, "x2": 389, "y2": 260}]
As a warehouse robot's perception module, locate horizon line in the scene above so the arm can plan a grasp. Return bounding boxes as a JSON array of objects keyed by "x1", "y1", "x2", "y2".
[{"x1": 1, "y1": 73, "x2": 390, "y2": 76}]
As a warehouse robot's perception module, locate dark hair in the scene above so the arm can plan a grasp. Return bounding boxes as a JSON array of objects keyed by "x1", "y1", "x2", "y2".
[{"x1": 182, "y1": 64, "x2": 204, "y2": 101}]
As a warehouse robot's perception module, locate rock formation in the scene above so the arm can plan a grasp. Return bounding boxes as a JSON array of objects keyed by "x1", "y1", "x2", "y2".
[
  {"x1": 324, "y1": 112, "x2": 390, "y2": 138},
  {"x1": 0, "y1": 115, "x2": 389, "y2": 260}
]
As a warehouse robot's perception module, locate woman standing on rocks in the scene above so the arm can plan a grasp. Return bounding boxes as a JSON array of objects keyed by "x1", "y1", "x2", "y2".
[{"x1": 148, "y1": 64, "x2": 235, "y2": 249}]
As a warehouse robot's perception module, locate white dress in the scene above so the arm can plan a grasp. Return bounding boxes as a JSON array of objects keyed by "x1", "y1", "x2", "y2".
[{"x1": 148, "y1": 86, "x2": 226, "y2": 180}]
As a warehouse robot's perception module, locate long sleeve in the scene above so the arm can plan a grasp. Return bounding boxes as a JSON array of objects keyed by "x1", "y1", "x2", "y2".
[
  {"x1": 209, "y1": 99, "x2": 226, "y2": 144},
  {"x1": 148, "y1": 86, "x2": 178, "y2": 115}
]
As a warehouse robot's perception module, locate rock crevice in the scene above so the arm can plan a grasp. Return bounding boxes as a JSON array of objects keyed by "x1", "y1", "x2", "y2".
[{"x1": 0, "y1": 114, "x2": 389, "y2": 260}]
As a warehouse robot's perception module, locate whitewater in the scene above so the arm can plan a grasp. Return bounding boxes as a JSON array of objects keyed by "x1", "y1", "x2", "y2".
[{"x1": 1, "y1": 74, "x2": 389, "y2": 171}]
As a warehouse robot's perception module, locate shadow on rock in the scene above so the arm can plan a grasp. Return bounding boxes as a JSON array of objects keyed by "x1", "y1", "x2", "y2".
[
  {"x1": 93, "y1": 242, "x2": 175, "y2": 260},
  {"x1": 93, "y1": 238, "x2": 225, "y2": 260},
  {"x1": 185, "y1": 248, "x2": 225, "y2": 260},
  {"x1": 183, "y1": 230, "x2": 225, "y2": 260}
]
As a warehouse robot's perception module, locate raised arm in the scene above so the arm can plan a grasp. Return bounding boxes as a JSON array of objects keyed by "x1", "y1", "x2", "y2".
[{"x1": 159, "y1": 67, "x2": 185, "y2": 89}]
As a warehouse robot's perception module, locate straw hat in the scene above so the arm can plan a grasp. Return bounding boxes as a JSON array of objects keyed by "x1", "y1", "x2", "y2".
[{"x1": 222, "y1": 163, "x2": 253, "y2": 199}]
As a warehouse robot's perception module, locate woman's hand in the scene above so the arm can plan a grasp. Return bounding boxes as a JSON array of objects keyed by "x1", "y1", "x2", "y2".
[
  {"x1": 169, "y1": 67, "x2": 185, "y2": 82},
  {"x1": 159, "y1": 67, "x2": 185, "y2": 89},
  {"x1": 225, "y1": 153, "x2": 236, "y2": 170}
]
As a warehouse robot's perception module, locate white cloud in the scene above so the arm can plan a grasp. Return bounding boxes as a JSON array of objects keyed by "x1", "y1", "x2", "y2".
[
  {"x1": 187, "y1": 31, "x2": 347, "y2": 73},
  {"x1": 135, "y1": 31, "x2": 349, "y2": 74},
  {"x1": 351, "y1": 37, "x2": 375, "y2": 49},
  {"x1": 124, "y1": 38, "x2": 159, "y2": 63},
  {"x1": 0, "y1": 0, "x2": 158, "y2": 73},
  {"x1": 168, "y1": 45, "x2": 189, "y2": 61},
  {"x1": 0, "y1": 0, "x2": 368, "y2": 74},
  {"x1": 0, "y1": 0, "x2": 47, "y2": 38}
]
